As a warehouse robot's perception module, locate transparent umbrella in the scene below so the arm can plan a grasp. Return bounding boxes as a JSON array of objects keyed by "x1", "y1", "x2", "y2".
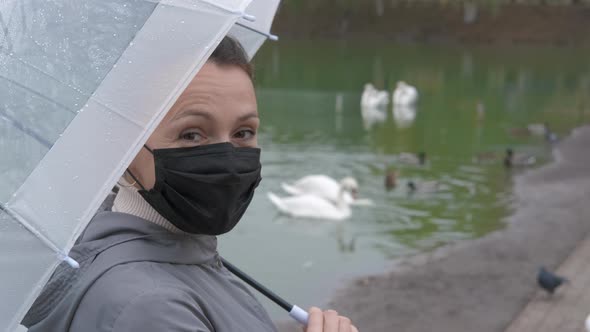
[{"x1": 0, "y1": 0, "x2": 252, "y2": 330}]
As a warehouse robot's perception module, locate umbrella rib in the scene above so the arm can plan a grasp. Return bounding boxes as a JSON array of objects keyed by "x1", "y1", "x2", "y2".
[
  {"x1": 0, "y1": 110, "x2": 52, "y2": 148},
  {"x1": 0, "y1": 13, "x2": 13, "y2": 53},
  {"x1": 18, "y1": 0, "x2": 26, "y2": 33},
  {"x1": 197, "y1": 0, "x2": 245, "y2": 15},
  {"x1": 0, "y1": 73, "x2": 77, "y2": 114},
  {"x1": 6, "y1": 54, "x2": 147, "y2": 129},
  {"x1": 156, "y1": 0, "x2": 247, "y2": 16},
  {"x1": 2, "y1": 1, "x2": 18, "y2": 52},
  {"x1": 235, "y1": 22, "x2": 279, "y2": 41},
  {"x1": 86, "y1": 96, "x2": 148, "y2": 129},
  {"x1": 8, "y1": 56, "x2": 90, "y2": 113},
  {"x1": 0, "y1": 79, "x2": 144, "y2": 159},
  {"x1": 0, "y1": 202, "x2": 78, "y2": 268}
]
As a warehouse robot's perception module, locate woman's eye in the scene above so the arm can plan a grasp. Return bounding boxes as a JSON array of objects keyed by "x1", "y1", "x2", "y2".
[
  {"x1": 180, "y1": 131, "x2": 203, "y2": 142},
  {"x1": 234, "y1": 129, "x2": 255, "y2": 140}
]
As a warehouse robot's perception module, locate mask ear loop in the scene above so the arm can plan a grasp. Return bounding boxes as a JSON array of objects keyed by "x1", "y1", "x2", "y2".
[
  {"x1": 118, "y1": 145, "x2": 153, "y2": 191},
  {"x1": 117, "y1": 170, "x2": 137, "y2": 188},
  {"x1": 143, "y1": 145, "x2": 154, "y2": 154},
  {"x1": 125, "y1": 145, "x2": 154, "y2": 191},
  {"x1": 126, "y1": 169, "x2": 147, "y2": 191}
]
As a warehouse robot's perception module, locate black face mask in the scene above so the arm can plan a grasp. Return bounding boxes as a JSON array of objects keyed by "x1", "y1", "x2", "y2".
[{"x1": 129, "y1": 142, "x2": 262, "y2": 235}]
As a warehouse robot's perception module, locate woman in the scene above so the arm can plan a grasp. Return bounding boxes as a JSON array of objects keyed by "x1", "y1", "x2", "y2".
[{"x1": 22, "y1": 37, "x2": 358, "y2": 332}]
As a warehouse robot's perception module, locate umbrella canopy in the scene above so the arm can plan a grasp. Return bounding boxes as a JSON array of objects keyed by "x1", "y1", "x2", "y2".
[
  {"x1": 229, "y1": 0, "x2": 280, "y2": 59},
  {"x1": 0, "y1": 0, "x2": 252, "y2": 330}
]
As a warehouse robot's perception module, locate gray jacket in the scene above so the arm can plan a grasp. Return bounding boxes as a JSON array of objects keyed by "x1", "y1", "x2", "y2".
[{"x1": 22, "y1": 212, "x2": 277, "y2": 332}]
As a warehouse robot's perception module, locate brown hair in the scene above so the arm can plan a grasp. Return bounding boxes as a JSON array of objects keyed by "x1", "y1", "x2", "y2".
[{"x1": 209, "y1": 36, "x2": 253, "y2": 79}]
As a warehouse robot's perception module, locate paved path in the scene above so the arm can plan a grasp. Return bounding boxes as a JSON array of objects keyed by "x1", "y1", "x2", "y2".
[{"x1": 505, "y1": 234, "x2": 590, "y2": 332}]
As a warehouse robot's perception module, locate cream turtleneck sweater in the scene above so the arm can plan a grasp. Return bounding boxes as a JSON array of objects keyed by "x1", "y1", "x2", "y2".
[{"x1": 112, "y1": 178, "x2": 184, "y2": 234}]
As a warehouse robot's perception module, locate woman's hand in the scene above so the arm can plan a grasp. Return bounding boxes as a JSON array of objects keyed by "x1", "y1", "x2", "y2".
[{"x1": 304, "y1": 307, "x2": 359, "y2": 332}]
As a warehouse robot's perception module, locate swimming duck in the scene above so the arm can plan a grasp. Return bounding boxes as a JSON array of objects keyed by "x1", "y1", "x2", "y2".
[
  {"x1": 473, "y1": 151, "x2": 500, "y2": 164},
  {"x1": 508, "y1": 127, "x2": 532, "y2": 138},
  {"x1": 527, "y1": 123, "x2": 548, "y2": 136},
  {"x1": 385, "y1": 170, "x2": 399, "y2": 191},
  {"x1": 407, "y1": 180, "x2": 442, "y2": 194},
  {"x1": 509, "y1": 123, "x2": 556, "y2": 142},
  {"x1": 398, "y1": 152, "x2": 427, "y2": 166},
  {"x1": 504, "y1": 148, "x2": 536, "y2": 168}
]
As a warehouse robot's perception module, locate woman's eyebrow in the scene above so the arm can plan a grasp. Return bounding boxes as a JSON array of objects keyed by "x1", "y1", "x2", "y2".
[
  {"x1": 172, "y1": 110, "x2": 212, "y2": 121},
  {"x1": 238, "y1": 113, "x2": 259, "y2": 121},
  {"x1": 171, "y1": 110, "x2": 258, "y2": 122}
]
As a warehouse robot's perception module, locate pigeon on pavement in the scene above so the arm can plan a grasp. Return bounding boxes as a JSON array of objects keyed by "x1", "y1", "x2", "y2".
[{"x1": 537, "y1": 266, "x2": 568, "y2": 294}]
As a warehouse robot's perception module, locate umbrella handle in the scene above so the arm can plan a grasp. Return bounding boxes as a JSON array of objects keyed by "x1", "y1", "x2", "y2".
[{"x1": 289, "y1": 305, "x2": 309, "y2": 325}]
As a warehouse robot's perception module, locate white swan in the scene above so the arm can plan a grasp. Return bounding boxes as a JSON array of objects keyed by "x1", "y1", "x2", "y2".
[
  {"x1": 360, "y1": 84, "x2": 389, "y2": 129},
  {"x1": 281, "y1": 175, "x2": 374, "y2": 207},
  {"x1": 360, "y1": 83, "x2": 375, "y2": 108},
  {"x1": 392, "y1": 104, "x2": 417, "y2": 128},
  {"x1": 267, "y1": 192, "x2": 351, "y2": 220},
  {"x1": 361, "y1": 83, "x2": 389, "y2": 109},
  {"x1": 281, "y1": 175, "x2": 357, "y2": 205},
  {"x1": 361, "y1": 105, "x2": 387, "y2": 130},
  {"x1": 392, "y1": 81, "x2": 419, "y2": 106}
]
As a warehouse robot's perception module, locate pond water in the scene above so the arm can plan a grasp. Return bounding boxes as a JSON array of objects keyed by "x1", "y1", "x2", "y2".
[{"x1": 219, "y1": 41, "x2": 590, "y2": 320}]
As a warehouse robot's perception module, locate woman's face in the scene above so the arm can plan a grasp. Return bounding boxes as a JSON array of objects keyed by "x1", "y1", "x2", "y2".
[{"x1": 127, "y1": 61, "x2": 258, "y2": 189}]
